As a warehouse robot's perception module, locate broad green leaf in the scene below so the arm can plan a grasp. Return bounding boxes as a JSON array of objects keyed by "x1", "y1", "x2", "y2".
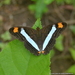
[
  {"x1": 0, "y1": 64, "x2": 5, "y2": 75},
  {"x1": 55, "y1": 35, "x2": 64, "y2": 51},
  {"x1": 0, "y1": 40, "x2": 50, "y2": 75},
  {"x1": 69, "y1": 48, "x2": 75, "y2": 60},
  {"x1": 0, "y1": 19, "x2": 51, "y2": 75},
  {"x1": 66, "y1": 65, "x2": 75, "y2": 74}
]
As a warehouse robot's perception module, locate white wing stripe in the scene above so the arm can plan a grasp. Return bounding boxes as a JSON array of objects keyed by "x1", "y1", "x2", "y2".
[
  {"x1": 20, "y1": 28, "x2": 40, "y2": 51},
  {"x1": 42, "y1": 25, "x2": 56, "y2": 50}
]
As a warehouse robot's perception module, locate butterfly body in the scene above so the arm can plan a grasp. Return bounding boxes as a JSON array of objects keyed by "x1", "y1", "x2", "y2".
[{"x1": 9, "y1": 22, "x2": 67, "y2": 55}]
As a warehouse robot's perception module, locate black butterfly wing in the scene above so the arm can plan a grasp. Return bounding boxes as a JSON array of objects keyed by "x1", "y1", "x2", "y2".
[
  {"x1": 9, "y1": 27, "x2": 41, "y2": 55},
  {"x1": 9, "y1": 22, "x2": 67, "y2": 55},
  {"x1": 41, "y1": 22, "x2": 67, "y2": 54}
]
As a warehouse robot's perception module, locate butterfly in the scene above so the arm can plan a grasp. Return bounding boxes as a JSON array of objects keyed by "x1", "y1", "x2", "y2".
[{"x1": 9, "y1": 22, "x2": 67, "y2": 56}]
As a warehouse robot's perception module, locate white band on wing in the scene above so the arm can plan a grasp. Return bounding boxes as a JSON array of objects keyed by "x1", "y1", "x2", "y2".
[
  {"x1": 20, "y1": 28, "x2": 40, "y2": 51},
  {"x1": 42, "y1": 25, "x2": 56, "y2": 50}
]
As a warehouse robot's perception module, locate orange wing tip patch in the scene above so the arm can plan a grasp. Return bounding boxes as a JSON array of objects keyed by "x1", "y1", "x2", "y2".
[
  {"x1": 58, "y1": 23, "x2": 64, "y2": 28},
  {"x1": 42, "y1": 51, "x2": 45, "y2": 54},
  {"x1": 13, "y1": 27, "x2": 19, "y2": 33}
]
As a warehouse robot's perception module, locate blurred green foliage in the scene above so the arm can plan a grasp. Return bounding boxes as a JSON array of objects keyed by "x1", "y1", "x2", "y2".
[
  {"x1": 0, "y1": 31, "x2": 11, "y2": 49},
  {"x1": 0, "y1": 0, "x2": 11, "y2": 6},
  {"x1": 55, "y1": 35, "x2": 64, "y2": 51},
  {"x1": 69, "y1": 25, "x2": 75, "y2": 34},
  {"x1": 32, "y1": 18, "x2": 42, "y2": 29},
  {"x1": 67, "y1": 24, "x2": 75, "y2": 74},
  {"x1": 69, "y1": 48, "x2": 75, "y2": 60},
  {"x1": 56, "y1": 0, "x2": 75, "y2": 5},
  {"x1": 28, "y1": 0, "x2": 54, "y2": 18},
  {"x1": 1, "y1": 31, "x2": 11, "y2": 41},
  {"x1": 28, "y1": 0, "x2": 75, "y2": 18},
  {"x1": 66, "y1": 65, "x2": 75, "y2": 75},
  {"x1": 0, "y1": 43, "x2": 7, "y2": 49}
]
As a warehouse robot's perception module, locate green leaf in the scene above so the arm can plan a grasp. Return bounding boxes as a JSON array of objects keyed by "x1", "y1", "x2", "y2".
[
  {"x1": 1, "y1": 31, "x2": 11, "y2": 41},
  {"x1": 55, "y1": 35, "x2": 64, "y2": 51},
  {"x1": 69, "y1": 48, "x2": 75, "y2": 60},
  {"x1": 66, "y1": 65, "x2": 75, "y2": 74},
  {"x1": 0, "y1": 64, "x2": 5, "y2": 75},
  {"x1": 0, "y1": 19, "x2": 51, "y2": 75},
  {"x1": 32, "y1": 18, "x2": 42, "y2": 29},
  {"x1": 0, "y1": 40, "x2": 50, "y2": 75},
  {"x1": 28, "y1": 4, "x2": 35, "y2": 11}
]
